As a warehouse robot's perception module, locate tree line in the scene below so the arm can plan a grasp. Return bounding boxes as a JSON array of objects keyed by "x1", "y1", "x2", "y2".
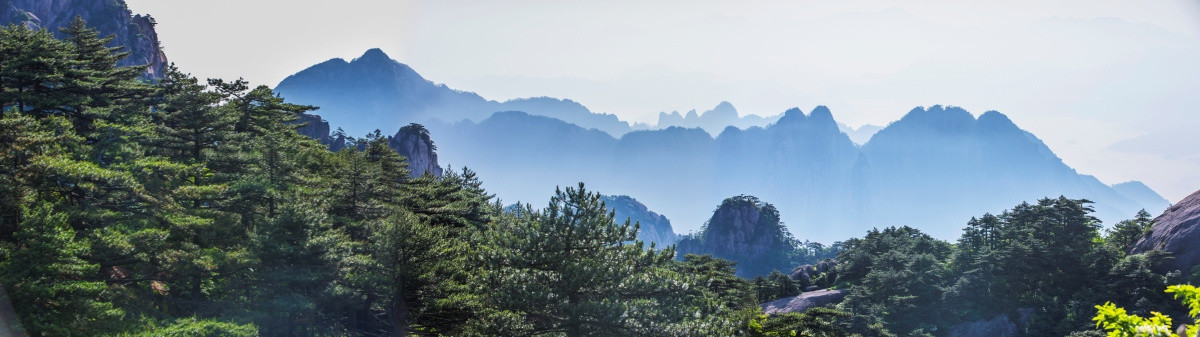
[
  {"x1": 0, "y1": 19, "x2": 850, "y2": 336},
  {"x1": 3, "y1": 18, "x2": 1194, "y2": 337}
]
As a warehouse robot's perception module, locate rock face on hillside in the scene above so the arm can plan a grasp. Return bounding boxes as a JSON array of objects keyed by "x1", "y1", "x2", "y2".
[
  {"x1": 389, "y1": 124, "x2": 442, "y2": 178},
  {"x1": 790, "y1": 259, "x2": 838, "y2": 287},
  {"x1": 296, "y1": 113, "x2": 334, "y2": 144},
  {"x1": 675, "y1": 196, "x2": 799, "y2": 277},
  {"x1": 761, "y1": 289, "x2": 847, "y2": 315},
  {"x1": 2, "y1": 0, "x2": 168, "y2": 78},
  {"x1": 1133, "y1": 189, "x2": 1200, "y2": 273},
  {"x1": 601, "y1": 195, "x2": 677, "y2": 247},
  {"x1": 296, "y1": 115, "x2": 441, "y2": 176}
]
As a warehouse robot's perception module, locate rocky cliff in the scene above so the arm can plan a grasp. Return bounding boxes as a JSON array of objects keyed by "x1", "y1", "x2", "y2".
[
  {"x1": 675, "y1": 196, "x2": 800, "y2": 277},
  {"x1": 601, "y1": 195, "x2": 677, "y2": 247},
  {"x1": 389, "y1": 124, "x2": 443, "y2": 178},
  {"x1": 1133, "y1": 189, "x2": 1200, "y2": 273},
  {"x1": 2, "y1": 0, "x2": 168, "y2": 78},
  {"x1": 295, "y1": 115, "x2": 441, "y2": 176}
]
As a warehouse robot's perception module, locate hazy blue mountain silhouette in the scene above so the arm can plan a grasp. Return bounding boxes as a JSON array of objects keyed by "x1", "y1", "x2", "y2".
[
  {"x1": 275, "y1": 49, "x2": 631, "y2": 137},
  {"x1": 1111, "y1": 181, "x2": 1171, "y2": 212},
  {"x1": 279, "y1": 50, "x2": 1169, "y2": 242},
  {"x1": 655, "y1": 101, "x2": 781, "y2": 136},
  {"x1": 425, "y1": 105, "x2": 1168, "y2": 242}
]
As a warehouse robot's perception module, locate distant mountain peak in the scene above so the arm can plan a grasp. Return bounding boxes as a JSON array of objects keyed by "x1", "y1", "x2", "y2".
[
  {"x1": 894, "y1": 105, "x2": 976, "y2": 132},
  {"x1": 356, "y1": 48, "x2": 393, "y2": 63},
  {"x1": 808, "y1": 105, "x2": 835, "y2": 124},
  {"x1": 277, "y1": 48, "x2": 635, "y2": 137},
  {"x1": 977, "y1": 110, "x2": 1019, "y2": 132},
  {"x1": 713, "y1": 101, "x2": 736, "y2": 112},
  {"x1": 776, "y1": 107, "x2": 807, "y2": 125}
]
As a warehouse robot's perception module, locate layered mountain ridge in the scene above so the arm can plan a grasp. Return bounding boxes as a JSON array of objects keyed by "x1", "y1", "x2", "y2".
[
  {"x1": 282, "y1": 50, "x2": 1170, "y2": 242},
  {"x1": 655, "y1": 101, "x2": 782, "y2": 136},
  {"x1": 275, "y1": 49, "x2": 633, "y2": 137}
]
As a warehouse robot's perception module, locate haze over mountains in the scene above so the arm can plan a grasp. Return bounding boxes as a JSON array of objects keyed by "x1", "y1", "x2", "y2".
[{"x1": 279, "y1": 49, "x2": 1170, "y2": 242}]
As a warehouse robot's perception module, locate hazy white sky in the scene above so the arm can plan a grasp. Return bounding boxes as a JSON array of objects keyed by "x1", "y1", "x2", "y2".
[{"x1": 125, "y1": 0, "x2": 1200, "y2": 203}]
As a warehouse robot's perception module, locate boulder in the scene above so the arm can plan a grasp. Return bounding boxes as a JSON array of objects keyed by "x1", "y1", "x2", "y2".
[
  {"x1": 1133, "y1": 189, "x2": 1200, "y2": 273},
  {"x1": 761, "y1": 289, "x2": 847, "y2": 315}
]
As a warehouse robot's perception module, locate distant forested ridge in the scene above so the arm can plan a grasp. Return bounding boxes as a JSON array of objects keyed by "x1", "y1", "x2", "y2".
[{"x1": 280, "y1": 50, "x2": 1169, "y2": 242}]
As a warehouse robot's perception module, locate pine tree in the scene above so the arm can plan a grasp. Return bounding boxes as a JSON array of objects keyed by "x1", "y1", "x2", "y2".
[
  {"x1": 0, "y1": 201, "x2": 123, "y2": 335},
  {"x1": 1107, "y1": 210, "x2": 1155, "y2": 252},
  {"x1": 0, "y1": 25, "x2": 76, "y2": 117},
  {"x1": 477, "y1": 183, "x2": 686, "y2": 337}
]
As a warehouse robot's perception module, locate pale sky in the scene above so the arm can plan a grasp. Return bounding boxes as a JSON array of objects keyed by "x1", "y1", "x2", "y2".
[{"x1": 125, "y1": 0, "x2": 1200, "y2": 203}]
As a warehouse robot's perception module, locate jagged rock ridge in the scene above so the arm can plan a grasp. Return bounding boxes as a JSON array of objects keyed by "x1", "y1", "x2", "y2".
[{"x1": 1, "y1": 0, "x2": 168, "y2": 78}]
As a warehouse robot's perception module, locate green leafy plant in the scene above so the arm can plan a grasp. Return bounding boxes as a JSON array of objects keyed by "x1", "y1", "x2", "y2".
[{"x1": 1094, "y1": 285, "x2": 1200, "y2": 337}]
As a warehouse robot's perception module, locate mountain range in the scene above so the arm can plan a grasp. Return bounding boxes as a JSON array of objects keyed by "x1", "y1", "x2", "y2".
[
  {"x1": 280, "y1": 49, "x2": 1170, "y2": 242},
  {"x1": 654, "y1": 101, "x2": 781, "y2": 136},
  {"x1": 275, "y1": 49, "x2": 632, "y2": 137}
]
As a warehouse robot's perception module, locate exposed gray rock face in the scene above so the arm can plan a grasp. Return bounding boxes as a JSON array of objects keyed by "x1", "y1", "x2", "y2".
[
  {"x1": 296, "y1": 113, "x2": 333, "y2": 143},
  {"x1": 601, "y1": 195, "x2": 677, "y2": 247},
  {"x1": 675, "y1": 196, "x2": 800, "y2": 277},
  {"x1": 761, "y1": 289, "x2": 847, "y2": 315},
  {"x1": 790, "y1": 259, "x2": 838, "y2": 286},
  {"x1": 294, "y1": 113, "x2": 349, "y2": 151},
  {"x1": 1133, "y1": 189, "x2": 1200, "y2": 273},
  {"x1": 1, "y1": 0, "x2": 168, "y2": 78},
  {"x1": 389, "y1": 124, "x2": 442, "y2": 178},
  {"x1": 945, "y1": 309, "x2": 1033, "y2": 337}
]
